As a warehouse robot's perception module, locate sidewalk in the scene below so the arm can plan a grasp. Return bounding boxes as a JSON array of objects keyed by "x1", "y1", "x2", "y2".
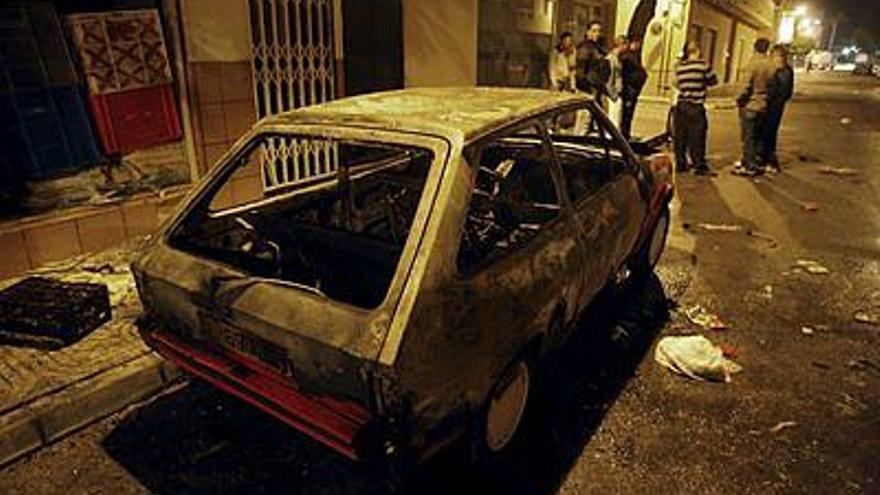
[
  {"x1": 0, "y1": 245, "x2": 180, "y2": 466},
  {"x1": 639, "y1": 83, "x2": 742, "y2": 110}
]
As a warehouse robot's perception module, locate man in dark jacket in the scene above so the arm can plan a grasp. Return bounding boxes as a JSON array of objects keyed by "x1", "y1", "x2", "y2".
[
  {"x1": 620, "y1": 36, "x2": 648, "y2": 140},
  {"x1": 576, "y1": 21, "x2": 609, "y2": 100},
  {"x1": 762, "y1": 44, "x2": 794, "y2": 173}
]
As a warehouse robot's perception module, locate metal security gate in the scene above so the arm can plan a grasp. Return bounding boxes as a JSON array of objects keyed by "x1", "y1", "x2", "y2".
[
  {"x1": 249, "y1": 0, "x2": 337, "y2": 117},
  {"x1": 248, "y1": 0, "x2": 340, "y2": 192}
]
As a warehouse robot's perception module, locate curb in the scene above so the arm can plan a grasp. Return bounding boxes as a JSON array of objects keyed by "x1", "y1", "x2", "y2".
[{"x1": 0, "y1": 352, "x2": 181, "y2": 467}]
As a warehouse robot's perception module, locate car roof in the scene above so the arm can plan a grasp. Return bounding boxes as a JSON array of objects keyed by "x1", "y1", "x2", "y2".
[{"x1": 261, "y1": 87, "x2": 591, "y2": 142}]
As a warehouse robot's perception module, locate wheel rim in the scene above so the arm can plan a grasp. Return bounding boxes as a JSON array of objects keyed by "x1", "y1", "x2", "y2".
[
  {"x1": 648, "y1": 212, "x2": 669, "y2": 268},
  {"x1": 485, "y1": 361, "x2": 530, "y2": 453}
]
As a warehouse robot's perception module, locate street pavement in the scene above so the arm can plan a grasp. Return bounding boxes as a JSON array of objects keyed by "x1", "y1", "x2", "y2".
[{"x1": 0, "y1": 71, "x2": 877, "y2": 495}]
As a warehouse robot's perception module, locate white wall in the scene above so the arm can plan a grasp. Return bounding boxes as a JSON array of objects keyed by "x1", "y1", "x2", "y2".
[
  {"x1": 181, "y1": 0, "x2": 252, "y2": 62},
  {"x1": 689, "y1": 2, "x2": 733, "y2": 79},
  {"x1": 403, "y1": 0, "x2": 478, "y2": 86}
]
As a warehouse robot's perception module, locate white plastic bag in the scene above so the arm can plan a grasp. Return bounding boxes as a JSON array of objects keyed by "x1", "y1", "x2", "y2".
[{"x1": 655, "y1": 335, "x2": 742, "y2": 383}]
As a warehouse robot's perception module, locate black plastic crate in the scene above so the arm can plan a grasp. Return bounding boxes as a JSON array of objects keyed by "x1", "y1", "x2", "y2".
[{"x1": 0, "y1": 277, "x2": 111, "y2": 349}]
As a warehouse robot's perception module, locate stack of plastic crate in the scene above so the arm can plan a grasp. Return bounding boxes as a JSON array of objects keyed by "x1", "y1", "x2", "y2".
[
  {"x1": 67, "y1": 9, "x2": 181, "y2": 154},
  {"x1": 0, "y1": 2, "x2": 101, "y2": 182}
]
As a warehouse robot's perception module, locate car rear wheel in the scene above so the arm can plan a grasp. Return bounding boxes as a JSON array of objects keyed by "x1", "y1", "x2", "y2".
[{"x1": 472, "y1": 357, "x2": 533, "y2": 461}]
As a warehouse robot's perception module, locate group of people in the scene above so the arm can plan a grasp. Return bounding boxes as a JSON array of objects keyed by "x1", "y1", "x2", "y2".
[
  {"x1": 548, "y1": 24, "x2": 796, "y2": 179},
  {"x1": 548, "y1": 21, "x2": 647, "y2": 140},
  {"x1": 673, "y1": 38, "x2": 794, "y2": 177}
]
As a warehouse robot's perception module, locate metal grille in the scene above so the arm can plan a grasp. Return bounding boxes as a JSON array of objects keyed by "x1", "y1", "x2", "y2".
[
  {"x1": 249, "y1": 0, "x2": 336, "y2": 117},
  {"x1": 259, "y1": 135, "x2": 338, "y2": 193},
  {"x1": 249, "y1": 0, "x2": 338, "y2": 191}
]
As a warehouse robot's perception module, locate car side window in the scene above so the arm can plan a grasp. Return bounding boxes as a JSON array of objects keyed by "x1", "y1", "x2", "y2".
[
  {"x1": 457, "y1": 124, "x2": 562, "y2": 273},
  {"x1": 543, "y1": 105, "x2": 630, "y2": 204}
]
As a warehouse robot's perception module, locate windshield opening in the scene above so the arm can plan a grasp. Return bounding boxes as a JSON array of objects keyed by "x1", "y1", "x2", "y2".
[{"x1": 169, "y1": 133, "x2": 434, "y2": 309}]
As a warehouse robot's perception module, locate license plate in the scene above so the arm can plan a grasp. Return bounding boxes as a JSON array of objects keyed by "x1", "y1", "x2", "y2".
[{"x1": 200, "y1": 314, "x2": 293, "y2": 376}]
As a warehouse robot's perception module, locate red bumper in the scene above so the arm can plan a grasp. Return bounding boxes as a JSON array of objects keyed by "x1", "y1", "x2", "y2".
[{"x1": 148, "y1": 330, "x2": 372, "y2": 460}]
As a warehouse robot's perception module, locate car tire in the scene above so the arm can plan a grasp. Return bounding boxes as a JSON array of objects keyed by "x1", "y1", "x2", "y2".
[{"x1": 471, "y1": 355, "x2": 534, "y2": 463}]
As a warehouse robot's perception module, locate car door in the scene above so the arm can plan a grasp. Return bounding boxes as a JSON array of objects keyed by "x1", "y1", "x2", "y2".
[
  {"x1": 543, "y1": 102, "x2": 647, "y2": 311},
  {"x1": 449, "y1": 121, "x2": 585, "y2": 366}
]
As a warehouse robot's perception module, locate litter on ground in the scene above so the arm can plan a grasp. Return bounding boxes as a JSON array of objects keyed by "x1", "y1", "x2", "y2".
[
  {"x1": 698, "y1": 223, "x2": 743, "y2": 232},
  {"x1": 854, "y1": 311, "x2": 879, "y2": 325},
  {"x1": 747, "y1": 230, "x2": 779, "y2": 248},
  {"x1": 684, "y1": 305, "x2": 727, "y2": 330},
  {"x1": 801, "y1": 326, "x2": 815, "y2": 336},
  {"x1": 818, "y1": 166, "x2": 858, "y2": 177},
  {"x1": 800, "y1": 201, "x2": 820, "y2": 212},
  {"x1": 769, "y1": 421, "x2": 798, "y2": 433},
  {"x1": 794, "y1": 259, "x2": 830, "y2": 275},
  {"x1": 655, "y1": 335, "x2": 742, "y2": 382}
]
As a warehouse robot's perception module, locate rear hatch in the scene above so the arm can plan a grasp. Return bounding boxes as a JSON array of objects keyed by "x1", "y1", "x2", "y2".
[{"x1": 133, "y1": 127, "x2": 448, "y2": 447}]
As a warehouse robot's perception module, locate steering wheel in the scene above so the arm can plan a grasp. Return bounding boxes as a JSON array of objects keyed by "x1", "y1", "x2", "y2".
[{"x1": 233, "y1": 215, "x2": 283, "y2": 276}]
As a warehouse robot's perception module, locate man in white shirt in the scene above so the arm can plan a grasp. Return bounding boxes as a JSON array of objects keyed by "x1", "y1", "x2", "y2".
[{"x1": 549, "y1": 32, "x2": 577, "y2": 92}]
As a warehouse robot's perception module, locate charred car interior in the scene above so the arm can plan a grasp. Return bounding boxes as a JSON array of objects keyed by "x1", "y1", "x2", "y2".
[{"x1": 168, "y1": 135, "x2": 433, "y2": 309}]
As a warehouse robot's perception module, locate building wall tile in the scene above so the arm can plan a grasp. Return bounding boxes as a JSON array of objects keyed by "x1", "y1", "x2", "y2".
[
  {"x1": 23, "y1": 221, "x2": 82, "y2": 268},
  {"x1": 77, "y1": 209, "x2": 127, "y2": 254},
  {"x1": 0, "y1": 231, "x2": 32, "y2": 279}
]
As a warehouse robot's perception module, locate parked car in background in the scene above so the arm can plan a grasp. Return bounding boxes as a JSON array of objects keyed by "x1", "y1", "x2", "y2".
[
  {"x1": 132, "y1": 88, "x2": 674, "y2": 468},
  {"x1": 806, "y1": 50, "x2": 834, "y2": 71},
  {"x1": 852, "y1": 53, "x2": 874, "y2": 76}
]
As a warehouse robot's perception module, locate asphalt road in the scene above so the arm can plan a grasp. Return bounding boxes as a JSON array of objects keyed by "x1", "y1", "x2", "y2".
[{"x1": 1, "y1": 71, "x2": 877, "y2": 495}]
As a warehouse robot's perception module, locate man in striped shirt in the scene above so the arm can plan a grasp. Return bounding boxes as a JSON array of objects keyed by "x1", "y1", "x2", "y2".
[{"x1": 673, "y1": 41, "x2": 718, "y2": 175}]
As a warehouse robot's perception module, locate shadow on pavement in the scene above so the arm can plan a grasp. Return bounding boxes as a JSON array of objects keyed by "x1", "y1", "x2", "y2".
[{"x1": 102, "y1": 274, "x2": 671, "y2": 495}]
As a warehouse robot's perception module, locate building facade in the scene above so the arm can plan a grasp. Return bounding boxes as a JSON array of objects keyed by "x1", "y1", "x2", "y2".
[{"x1": 0, "y1": 0, "x2": 778, "y2": 279}]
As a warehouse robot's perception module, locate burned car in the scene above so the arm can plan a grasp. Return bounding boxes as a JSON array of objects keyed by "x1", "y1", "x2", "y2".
[{"x1": 132, "y1": 88, "x2": 673, "y2": 464}]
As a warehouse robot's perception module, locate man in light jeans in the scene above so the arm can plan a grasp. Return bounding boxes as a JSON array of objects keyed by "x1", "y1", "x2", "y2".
[{"x1": 734, "y1": 38, "x2": 776, "y2": 177}]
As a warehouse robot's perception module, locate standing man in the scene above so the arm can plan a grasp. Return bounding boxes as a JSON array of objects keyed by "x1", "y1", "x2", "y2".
[
  {"x1": 733, "y1": 38, "x2": 776, "y2": 177},
  {"x1": 673, "y1": 41, "x2": 718, "y2": 175},
  {"x1": 605, "y1": 35, "x2": 628, "y2": 127},
  {"x1": 620, "y1": 36, "x2": 648, "y2": 140},
  {"x1": 548, "y1": 32, "x2": 577, "y2": 92},
  {"x1": 762, "y1": 44, "x2": 794, "y2": 173},
  {"x1": 576, "y1": 21, "x2": 609, "y2": 102}
]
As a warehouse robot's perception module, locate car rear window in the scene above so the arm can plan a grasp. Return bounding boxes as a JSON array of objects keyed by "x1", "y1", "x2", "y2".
[{"x1": 169, "y1": 133, "x2": 434, "y2": 309}]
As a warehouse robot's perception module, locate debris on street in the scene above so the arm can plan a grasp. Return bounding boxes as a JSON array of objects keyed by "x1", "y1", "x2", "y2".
[
  {"x1": 698, "y1": 223, "x2": 743, "y2": 233},
  {"x1": 853, "y1": 311, "x2": 879, "y2": 325},
  {"x1": 746, "y1": 229, "x2": 779, "y2": 248},
  {"x1": 769, "y1": 421, "x2": 798, "y2": 433},
  {"x1": 793, "y1": 259, "x2": 830, "y2": 275},
  {"x1": 840, "y1": 117, "x2": 852, "y2": 125},
  {"x1": 818, "y1": 166, "x2": 859, "y2": 177},
  {"x1": 836, "y1": 393, "x2": 868, "y2": 417},
  {"x1": 719, "y1": 343, "x2": 739, "y2": 359},
  {"x1": 801, "y1": 326, "x2": 815, "y2": 336},
  {"x1": 759, "y1": 285, "x2": 774, "y2": 300},
  {"x1": 800, "y1": 201, "x2": 820, "y2": 212},
  {"x1": 654, "y1": 335, "x2": 742, "y2": 382},
  {"x1": 684, "y1": 304, "x2": 727, "y2": 330}
]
